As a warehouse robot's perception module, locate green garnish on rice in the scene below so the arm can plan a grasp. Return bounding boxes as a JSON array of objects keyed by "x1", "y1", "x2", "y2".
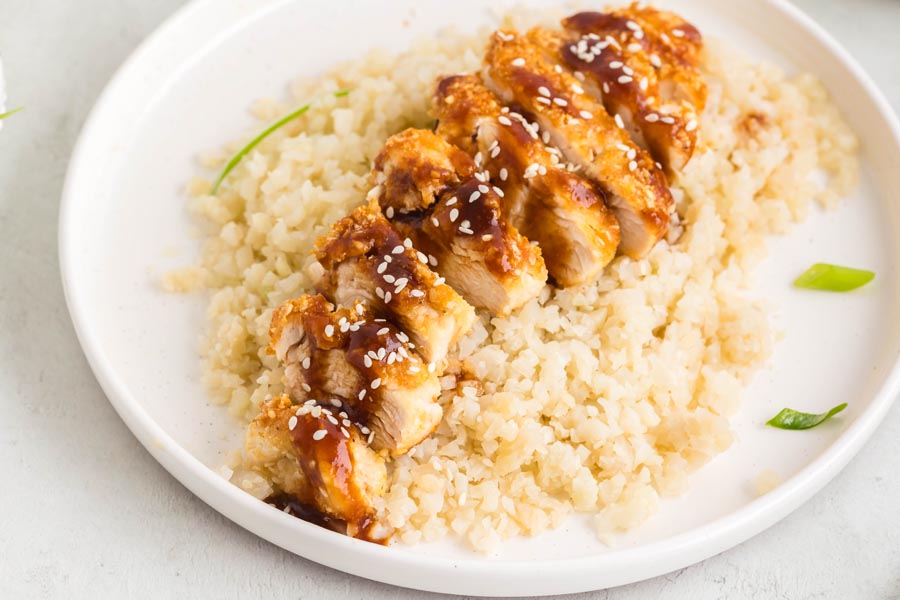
[
  {"x1": 0, "y1": 106, "x2": 24, "y2": 120},
  {"x1": 793, "y1": 263, "x2": 874, "y2": 292},
  {"x1": 766, "y1": 403, "x2": 848, "y2": 430},
  {"x1": 211, "y1": 90, "x2": 352, "y2": 194}
]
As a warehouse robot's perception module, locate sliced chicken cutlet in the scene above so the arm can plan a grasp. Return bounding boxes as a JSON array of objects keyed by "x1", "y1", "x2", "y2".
[
  {"x1": 315, "y1": 200, "x2": 475, "y2": 365},
  {"x1": 372, "y1": 127, "x2": 477, "y2": 216},
  {"x1": 270, "y1": 294, "x2": 442, "y2": 456},
  {"x1": 557, "y1": 5, "x2": 705, "y2": 173},
  {"x1": 535, "y1": 26, "x2": 697, "y2": 174},
  {"x1": 244, "y1": 394, "x2": 387, "y2": 537},
  {"x1": 373, "y1": 128, "x2": 547, "y2": 315},
  {"x1": 434, "y1": 74, "x2": 620, "y2": 286},
  {"x1": 482, "y1": 29, "x2": 673, "y2": 258}
]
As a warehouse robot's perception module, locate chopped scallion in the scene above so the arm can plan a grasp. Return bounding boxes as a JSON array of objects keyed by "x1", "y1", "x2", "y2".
[
  {"x1": 211, "y1": 89, "x2": 352, "y2": 194},
  {"x1": 793, "y1": 263, "x2": 874, "y2": 292},
  {"x1": 0, "y1": 106, "x2": 24, "y2": 120},
  {"x1": 766, "y1": 403, "x2": 847, "y2": 430}
]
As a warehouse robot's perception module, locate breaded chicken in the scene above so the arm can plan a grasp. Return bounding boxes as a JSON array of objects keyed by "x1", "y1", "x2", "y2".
[
  {"x1": 372, "y1": 128, "x2": 477, "y2": 216},
  {"x1": 269, "y1": 294, "x2": 442, "y2": 456},
  {"x1": 557, "y1": 5, "x2": 705, "y2": 173},
  {"x1": 315, "y1": 200, "x2": 475, "y2": 364},
  {"x1": 434, "y1": 74, "x2": 620, "y2": 286},
  {"x1": 244, "y1": 394, "x2": 387, "y2": 536},
  {"x1": 373, "y1": 129, "x2": 548, "y2": 314},
  {"x1": 483, "y1": 29, "x2": 673, "y2": 258}
]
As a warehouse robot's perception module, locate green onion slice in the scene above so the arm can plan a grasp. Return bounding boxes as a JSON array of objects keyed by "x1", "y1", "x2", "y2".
[
  {"x1": 793, "y1": 263, "x2": 874, "y2": 292},
  {"x1": 211, "y1": 89, "x2": 351, "y2": 194},
  {"x1": 0, "y1": 106, "x2": 24, "y2": 120},
  {"x1": 766, "y1": 403, "x2": 847, "y2": 430}
]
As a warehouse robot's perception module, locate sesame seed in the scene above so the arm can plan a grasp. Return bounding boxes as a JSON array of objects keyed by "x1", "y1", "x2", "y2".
[
  {"x1": 377, "y1": 327, "x2": 389, "y2": 336},
  {"x1": 383, "y1": 274, "x2": 395, "y2": 284},
  {"x1": 364, "y1": 355, "x2": 373, "y2": 368},
  {"x1": 431, "y1": 216, "x2": 440, "y2": 227},
  {"x1": 553, "y1": 97, "x2": 568, "y2": 106},
  {"x1": 614, "y1": 114, "x2": 625, "y2": 129},
  {"x1": 446, "y1": 196, "x2": 457, "y2": 206},
  {"x1": 329, "y1": 399, "x2": 342, "y2": 408},
  {"x1": 368, "y1": 432, "x2": 375, "y2": 444},
  {"x1": 672, "y1": 28, "x2": 685, "y2": 38},
  {"x1": 288, "y1": 416, "x2": 298, "y2": 430},
  {"x1": 554, "y1": 64, "x2": 562, "y2": 73},
  {"x1": 383, "y1": 255, "x2": 392, "y2": 263},
  {"x1": 375, "y1": 287, "x2": 385, "y2": 299},
  {"x1": 536, "y1": 96, "x2": 551, "y2": 105},
  {"x1": 449, "y1": 208, "x2": 459, "y2": 222},
  {"x1": 499, "y1": 168, "x2": 508, "y2": 181},
  {"x1": 301, "y1": 357, "x2": 311, "y2": 369},
  {"x1": 580, "y1": 110, "x2": 593, "y2": 119},
  {"x1": 371, "y1": 378, "x2": 382, "y2": 389},
  {"x1": 341, "y1": 427, "x2": 349, "y2": 439},
  {"x1": 627, "y1": 148, "x2": 637, "y2": 160},
  {"x1": 385, "y1": 206, "x2": 394, "y2": 218},
  {"x1": 542, "y1": 131, "x2": 550, "y2": 143},
  {"x1": 498, "y1": 116, "x2": 512, "y2": 126},
  {"x1": 404, "y1": 238, "x2": 413, "y2": 248},
  {"x1": 645, "y1": 113, "x2": 660, "y2": 122},
  {"x1": 460, "y1": 219, "x2": 471, "y2": 229},
  {"x1": 324, "y1": 324, "x2": 334, "y2": 337},
  {"x1": 609, "y1": 60, "x2": 623, "y2": 69},
  {"x1": 572, "y1": 84, "x2": 584, "y2": 94},
  {"x1": 490, "y1": 146, "x2": 501, "y2": 158},
  {"x1": 602, "y1": 82, "x2": 610, "y2": 94},
  {"x1": 686, "y1": 119, "x2": 698, "y2": 132},
  {"x1": 622, "y1": 65, "x2": 634, "y2": 76},
  {"x1": 497, "y1": 31, "x2": 514, "y2": 42},
  {"x1": 392, "y1": 245, "x2": 404, "y2": 254},
  {"x1": 661, "y1": 116, "x2": 675, "y2": 124},
  {"x1": 311, "y1": 405, "x2": 321, "y2": 417},
  {"x1": 427, "y1": 363, "x2": 436, "y2": 373},
  {"x1": 618, "y1": 75, "x2": 633, "y2": 84},
  {"x1": 511, "y1": 57, "x2": 525, "y2": 67},
  {"x1": 377, "y1": 262, "x2": 387, "y2": 274},
  {"x1": 574, "y1": 71, "x2": 585, "y2": 81},
  {"x1": 629, "y1": 160, "x2": 637, "y2": 171},
  {"x1": 626, "y1": 20, "x2": 640, "y2": 31},
  {"x1": 326, "y1": 414, "x2": 338, "y2": 425},
  {"x1": 383, "y1": 291, "x2": 392, "y2": 303},
  {"x1": 358, "y1": 389, "x2": 366, "y2": 400},
  {"x1": 312, "y1": 430, "x2": 327, "y2": 441},
  {"x1": 360, "y1": 425, "x2": 370, "y2": 434},
  {"x1": 409, "y1": 365, "x2": 420, "y2": 374},
  {"x1": 650, "y1": 54, "x2": 662, "y2": 68},
  {"x1": 616, "y1": 143, "x2": 630, "y2": 152},
  {"x1": 469, "y1": 191, "x2": 481, "y2": 203},
  {"x1": 434, "y1": 277, "x2": 445, "y2": 287},
  {"x1": 478, "y1": 184, "x2": 490, "y2": 194},
  {"x1": 627, "y1": 43, "x2": 642, "y2": 52},
  {"x1": 640, "y1": 77, "x2": 648, "y2": 91},
  {"x1": 387, "y1": 351, "x2": 396, "y2": 365},
  {"x1": 481, "y1": 234, "x2": 494, "y2": 241},
  {"x1": 395, "y1": 278, "x2": 408, "y2": 293},
  {"x1": 416, "y1": 251, "x2": 428, "y2": 264},
  {"x1": 356, "y1": 304, "x2": 364, "y2": 315},
  {"x1": 410, "y1": 289, "x2": 425, "y2": 298},
  {"x1": 538, "y1": 86, "x2": 551, "y2": 97},
  {"x1": 428, "y1": 255, "x2": 437, "y2": 266},
  {"x1": 474, "y1": 152, "x2": 483, "y2": 165},
  {"x1": 493, "y1": 186, "x2": 504, "y2": 197}
]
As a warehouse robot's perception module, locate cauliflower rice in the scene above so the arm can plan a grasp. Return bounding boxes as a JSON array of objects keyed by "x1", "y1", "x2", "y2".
[{"x1": 166, "y1": 19, "x2": 858, "y2": 552}]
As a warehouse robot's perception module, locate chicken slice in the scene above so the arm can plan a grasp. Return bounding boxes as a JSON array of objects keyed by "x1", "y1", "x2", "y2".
[
  {"x1": 482, "y1": 29, "x2": 673, "y2": 258},
  {"x1": 373, "y1": 128, "x2": 548, "y2": 315},
  {"x1": 434, "y1": 74, "x2": 620, "y2": 286},
  {"x1": 315, "y1": 200, "x2": 475, "y2": 365},
  {"x1": 531, "y1": 26, "x2": 697, "y2": 175},
  {"x1": 372, "y1": 127, "x2": 477, "y2": 216},
  {"x1": 269, "y1": 294, "x2": 442, "y2": 456},
  {"x1": 244, "y1": 394, "x2": 387, "y2": 537}
]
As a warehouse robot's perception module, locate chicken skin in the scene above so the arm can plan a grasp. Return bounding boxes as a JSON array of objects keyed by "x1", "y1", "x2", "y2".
[
  {"x1": 483, "y1": 29, "x2": 673, "y2": 258},
  {"x1": 269, "y1": 294, "x2": 442, "y2": 456},
  {"x1": 433, "y1": 74, "x2": 620, "y2": 286}
]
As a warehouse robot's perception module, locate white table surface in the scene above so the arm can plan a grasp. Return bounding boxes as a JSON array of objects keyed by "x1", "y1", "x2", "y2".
[{"x1": 1, "y1": 1, "x2": 899, "y2": 598}]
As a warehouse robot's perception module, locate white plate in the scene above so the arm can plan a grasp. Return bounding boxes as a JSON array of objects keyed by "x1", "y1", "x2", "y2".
[{"x1": 59, "y1": 0, "x2": 900, "y2": 595}]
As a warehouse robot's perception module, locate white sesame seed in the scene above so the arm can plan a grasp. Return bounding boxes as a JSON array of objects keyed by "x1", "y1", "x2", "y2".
[
  {"x1": 498, "y1": 31, "x2": 514, "y2": 42},
  {"x1": 614, "y1": 114, "x2": 625, "y2": 129},
  {"x1": 428, "y1": 255, "x2": 437, "y2": 266},
  {"x1": 410, "y1": 289, "x2": 425, "y2": 298},
  {"x1": 626, "y1": 20, "x2": 640, "y2": 31},
  {"x1": 469, "y1": 191, "x2": 481, "y2": 203},
  {"x1": 571, "y1": 84, "x2": 584, "y2": 95},
  {"x1": 434, "y1": 277, "x2": 445, "y2": 287},
  {"x1": 609, "y1": 60, "x2": 623, "y2": 69},
  {"x1": 622, "y1": 65, "x2": 634, "y2": 76},
  {"x1": 446, "y1": 196, "x2": 457, "y2": 206},
  {"x1": 416, "y1": 251, "x2": 428, "y2": 264},
  {"x1": 538, "y1": 86, "x2": 551, "y2": 97},
  {"x1": 377, "y1": 262, "x2": 387, "y2": 274},
  {"x1": 574, "y1": 71, "x2": 585, "y2": 81},
  {"x1": 368, "y1": 432, "x2": 375, "y2": 444},
  {"x1": 627, "y1": 43, "x2": 642, "y2": 52},
  {"x1": 554, "y1": 65, "x2": 562, "y2": 73},
  {"x1": 536, "y1": 96, "x2": 551, "y2": 105},
  {"x1": 302, "y1": 357, "x2": 311, "y2": 369},
  {"x1": 377, "y1": 327, "x2": 389, "y2": 335},
  {"x1": 360, "y1": 425, "x2": 370, "y2": 434},
  {"x1": 427, "y1": 363, "x2": 436, "y2": 373},
  {"x1": 542, "y1": 131, "x2": 550, "y2": 143},
  {"x1": 395, "y1": 279, "x2": 408, "y2": 293},
  {"x1": 498, "y1": 116, "x2": 512, "y2": 126},
  {"x1": 387, "y1": 351, "x2": 396, "y2": 365},
  {"x1": 645, "y1": 113, "x2": 660, "y2": 122},
  {"x1": 618, "y1": 75, "x2": 633, "y2": 84},
  {"x1": 481, "y1": 234, "x2": 493, "y2": 241},
  {"x1": 371, "y1": 378, "x2": 382, "y2": 389},
  {"x1": 511, "y1": 57, "x2": 525, "y2": 67},
  {"x1": 661, "y1": 116, "x2": 675, "y2": 124},
  {"x1": 629, "y1": 160, "x2": 637, "y2": 171},
  {"x1": 312, "y1": 430, "x2": 327, "y2": 441},
  {"x1": 356, "y1": 304, "x2": 364, "y2": 315},
  {"x1": 499, "y1": 168, "x2": 508, "y2": 181},
  {"x1": 383, "y1": 274, "x2": 395, "y2": 284},
  {"x1": 311, "y1": 405, "x2": 321, "y2": 417},
  {"x1": 686, "y1": 119, "x2": 698, "y2": 132},
  {"x1": 383, "y1": 255, "x2": 392, "y2": 263},
  {"x1": 326, "y1": 414, "x2": 338, "y2": 425},
  {"x1": 493, "y1": 186, "x2": 504, "y2": 197},
  {"x1": 602, "y1": 82, "x2": 610, "y2": 94},
  {"x1": 431, "y1": 216, "x2": 440, "y2": 227},
  {"x1": 490, "y1": 146, "x2": 501, "y2": 158},
  {"x1": 341, "y1": 427, "x2": 349, "y2": 438},
  {"x1": 385, "y1": 206, "x2": 394, "y2": 218},
  {"x1": 375, "y1": 287, "x2": 385, "y2": 299},
  {"x1": 364, "y1": 355, "x2": 373, "y2": 368},
  {"x1": 324, "y1": 324, "x2": 334, "y2": 337},
  {"x1": 403, "y1": 238, "x2": 413, "y2": 249},
  {"x1": 672, "y1": 28, "x2": 685, "y2": 37},
  {"x1": 474, "y1": 152, "x2": 483, "y2": 166},
  {"x1": 460, "y1": 219, "x2": 471, "y2": 229},
  {"x1": 579, "y1": 110, "x2": 593, "y2": 120},
  {"x1": 553, "y1": 97, "x2": 568, "y2": 106},
  {"x1": 358, "y1": 389, "x2": 366, "y2": 400},
  {"x1": 449, "y1": 208, "x2": 459, "y2": 222},
  {"x1": 650, "y1": 53, "x2": 662, "y2": 68},
  {"x1": 329, "y1": 398, "x2": 342, "y2": 408},
  {"x1": 627, "y1": 148, "x2": 637, "y2": 160},
  {"x1": 478, "y1": 184, "x2": 489, "y2": 194},
  {"x1": 392, "y1": 245, "x2": 404, "y2": 254},
  {"x1": 383, "y1": 291, "x2": 392, "y2": 303},
  {"x1": 616, "y1": 143, "x2": 630, "y2": 151},
  {"x1": 640, "y1": 77, "x2": 648, "y2": 91},
  {"x1": 288, "y1": 416, "x2": 298, "y2": 431}
]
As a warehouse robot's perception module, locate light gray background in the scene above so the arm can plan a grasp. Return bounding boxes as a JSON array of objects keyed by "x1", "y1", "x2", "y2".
[{"x1": 1, "y1": 1, "x2": 898, "y2": 598}]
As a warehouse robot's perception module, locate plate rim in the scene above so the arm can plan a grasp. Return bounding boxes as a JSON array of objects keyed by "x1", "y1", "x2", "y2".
[{"x1": 58, "y1": 0, "x2": 900, "y2": 595}]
